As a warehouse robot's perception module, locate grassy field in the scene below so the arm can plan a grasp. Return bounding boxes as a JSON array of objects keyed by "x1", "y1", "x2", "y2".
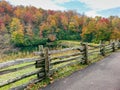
[
  {"x1": 0, "y1": 40, "x2": 105, "y2": 90},
  {"x1": 0, "y1": 52, "x2": 34, "y2": 63}
]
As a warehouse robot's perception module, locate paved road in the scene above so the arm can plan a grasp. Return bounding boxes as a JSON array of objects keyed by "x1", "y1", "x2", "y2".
[{"x1": 41, "y1": 52, "x2": 120, "y2": 90}]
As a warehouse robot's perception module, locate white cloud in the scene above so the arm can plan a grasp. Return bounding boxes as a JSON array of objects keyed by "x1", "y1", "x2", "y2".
[
  {"x1": 54, "y1": 0, "x2": 72, "y2": 4},
  {"x1": 6, "y1": 0, "x2": 66, "y2": 10},
  {"x1": 79, "y1": 0, "x2": 120, "y2": 10},
  {"x1": 85, "y1": 10, "x2": 102, "y2": 17}
]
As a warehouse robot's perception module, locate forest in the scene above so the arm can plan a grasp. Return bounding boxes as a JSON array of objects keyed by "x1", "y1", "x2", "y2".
[{"x1": 0, "y1": 0, "x2": 120, "y2": 48}]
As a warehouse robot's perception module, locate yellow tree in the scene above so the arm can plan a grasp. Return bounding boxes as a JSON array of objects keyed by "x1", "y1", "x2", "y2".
[
  {"x1": 10, "y1": 18, "x2": 24, "y2": 45},
  {"x1": 81, "y1": 19, "x2": 96, "y2": 42},
  {"x1": 14, "y1": 6, "x2": 25, "y2": 19},
  {"x1": 69, "y1": 15, "x2": 80, "y2": 32},
  {"x1": 110, "y1": 28, "x2": 120, "y2": 39},
  {"x1": 47, "y1": 15, "x2": 57, "y2": 30}
]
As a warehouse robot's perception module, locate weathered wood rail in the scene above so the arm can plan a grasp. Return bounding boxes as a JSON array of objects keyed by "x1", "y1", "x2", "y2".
[{"x1": 0, "y1": 40, "x2": 120, "y2": 90}]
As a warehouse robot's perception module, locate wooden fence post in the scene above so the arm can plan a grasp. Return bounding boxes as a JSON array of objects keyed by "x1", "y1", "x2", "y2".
[
  {"x1": 82, "y1": 43, "x2": 88, "y2": 64},
  {"x1": 112, "y1": 42, "x2": 115, "y2": 52},
  {"x1": 44, "y1": 47, "x2": 50, "y2": 77},
  {"x1": 35, "y1": 45, "x2": 44, "y2": 78},
  {"x1": 100, "y1": 41, "x2": 105, "y2": 56},
  {"x1": 38, "y1": 45, "x2": 43, "y2": 51},
  {"x1": 118, "y1": 40, "x2": 120, "y2": 49}
]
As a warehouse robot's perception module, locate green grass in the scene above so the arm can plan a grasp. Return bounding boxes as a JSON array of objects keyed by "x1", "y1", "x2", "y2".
[
  {"x1": 29, "y1": 55, "x2": 103, "y2": 90},
  {"x1": 28, "y1": 51, "x2": 105, "y2": 90},
  {"x1": 0, "y1": 62, "x2": 39, "y2": 90},
  {"x1": 0, "y1": 52, "x2": 34, "y2": 63},
  {"x1": 0, "y1": 40, "x2": 112, "y2": 90},
  {"x1": 0, "y1": 40, "x2": 81, "y2": 90},
  {"x1": 29, "y1": 46, "x2": 116, "y2": 90},
  {"x1": 29, "y1": 63, "x2": 88, "y2": 90},
  {"x1": 58, "y1": 40, "x2": 80, "y2": 47}
]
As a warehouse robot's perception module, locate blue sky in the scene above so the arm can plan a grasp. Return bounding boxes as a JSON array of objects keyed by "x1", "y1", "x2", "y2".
[{"x1": 6, "y1": 0, "x2": 120, "y2": 17}]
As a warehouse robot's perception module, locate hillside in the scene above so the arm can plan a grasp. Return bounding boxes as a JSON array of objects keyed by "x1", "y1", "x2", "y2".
[{"x1": 0, "y1": 0, "x2": 120, "y2": 54}]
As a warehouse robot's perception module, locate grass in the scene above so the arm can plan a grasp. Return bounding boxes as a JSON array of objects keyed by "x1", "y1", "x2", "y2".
[
  {"x1": 58, "y1": 40, "x2": 80, "y2": 47},
  {"x1": 0, "y1": 40, "x2": 114, "y2": 90},
  {"x1": 28, "y1": 49, "x2": 105, "y2": 90},
  {"x1": 0, "y1": 61, "x2": 38, "y2": 90},
  {"x1": 29, "y1": 46, "x2": 116, "y2": 90},
  {"x1": 0, "y1": 40, "x2": 82, "y2": 90},
  {"x1": 29, "y1": 55, "x2": 103, "y2": 90},
  {"x1": 58, "y1": 40, "x2": 99, "y2": 47},
  {"x1": 0, "y1": 51, "x2": 34, "y2": 63},
  {"x1": 29, "y1": 63, "x2": 88, "y2": 90}
]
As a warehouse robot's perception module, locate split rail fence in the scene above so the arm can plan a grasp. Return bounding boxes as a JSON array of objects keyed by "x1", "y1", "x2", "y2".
[{"x1": 0, "y1": 40, "x2": 120, "y2": 90}]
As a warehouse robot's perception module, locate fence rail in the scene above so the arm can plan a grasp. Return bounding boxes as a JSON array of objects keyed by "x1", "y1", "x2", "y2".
[{"x1": 0, "y1": 40, "x2": 120, "y2": 90}]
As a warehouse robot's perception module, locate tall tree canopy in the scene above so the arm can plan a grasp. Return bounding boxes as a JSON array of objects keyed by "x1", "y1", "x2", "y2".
[{"x1": 0, "y1": 0, "x2": 120, "y2": 46}]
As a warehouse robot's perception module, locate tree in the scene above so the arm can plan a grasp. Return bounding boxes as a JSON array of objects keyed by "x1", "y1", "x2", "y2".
[
  {"x1": 25, "y1": 23, "x2": 33, "y2": 37},
  {"x1": 11, "y1": 29, "x2": 24, "y2": 46},
  {"x1": 95, "y1": 18, "x2": 111, "y2": 42},
  {"x1": 60, "y1": 14, "x2": 68, "y2": 30},
  {"x1": 0, "y1": 19, "x2": 6, "y2": 33},
  {"x1": 81, "y1": 19, "x2": 96, "y2": 42},
  {"x1": 10, "y1": 18, "x2": 24, "y2": 45},
  {"x1": 0, "y1": 0, "x2": 12, "y2": 14},
  {"x1": 111, "y1": 28, "x2": 120, "y2": 39}
]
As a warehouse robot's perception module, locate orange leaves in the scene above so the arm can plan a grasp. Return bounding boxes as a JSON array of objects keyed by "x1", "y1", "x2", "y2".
[
  {"x1": 82, "y1": 20, "x2": 96, "y2": 36},
  {"x1": 47, "y1": 15, "x2": 57, "y2": 26},
  {"x1": 24, "y1": 11, "x2": 34, "y2": 23},
  {"x1": 1, "y1": 0, "x2": 120, "y2": 45},
  {"x1": 26, "y1": 23, "x2": 33, "y2": 37},
  {"x1": 0, "y1": 20, "x2": 6, "y2": 32},
  {"x1": 111, "y1": 28, "x2": 120, "y2": 39},
  {"x1": 14, "y1": 7, "x2": 25, "y2": 19},
  {"x1": 0, "y1": 7, "x2": 4, "y2": 13},
  {"x1": 0, "y1": 19, "x2": 3, "y2": 26},
  {"x1": 60, "y1": 14, "x2": 68, "y2": 27},
  {"x1": 48, "y1": 34, "x2": 56, "y2": 42},
  {"x1": 0, "y1": 24, "x2": 6, "y2": 32},
  {"x1": 0, "y1": 0, "x2": 12, "y2": 13}
]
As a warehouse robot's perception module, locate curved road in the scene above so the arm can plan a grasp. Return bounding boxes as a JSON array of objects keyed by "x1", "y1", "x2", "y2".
[{"x1": 42, "y1": 52, "x2": 120, "y2": 90}]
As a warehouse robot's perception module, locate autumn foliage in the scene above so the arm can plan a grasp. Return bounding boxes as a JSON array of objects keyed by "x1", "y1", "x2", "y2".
[{"x1": 0, "y1": 0, "x2": 120, "y2": 46}]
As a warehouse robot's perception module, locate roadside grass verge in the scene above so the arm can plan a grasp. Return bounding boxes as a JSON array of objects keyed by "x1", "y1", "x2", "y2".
[
  {"x1": 1, "y1": 40, "x2": 114, "y2": 90},
  {"x1": 29, "y1": 48, "x2": 119, "y2": 90},
  {"x1": 28, "y1": 52, "x2": 109, "y2": 90}
]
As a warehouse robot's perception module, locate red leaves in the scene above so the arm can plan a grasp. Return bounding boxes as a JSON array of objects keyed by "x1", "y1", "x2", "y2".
[
  {"x1": 0, "y1": 7, "x2": 4, "y2": 13},
  {"x1": 0, "y1": 0, "x2": 12, "y2": 13},
  {"x1": 47, "y1": 10, "x2": 55, "y2": 15},
  {"x1": 99, "y1": 18, "x2": 109, "y2": 24},
  {"x1": 0, "y1": 19, "x2": 3, "y2": 26},
  {"x1": 24, "y1": 11, "x2": 34, "y2": 23}
]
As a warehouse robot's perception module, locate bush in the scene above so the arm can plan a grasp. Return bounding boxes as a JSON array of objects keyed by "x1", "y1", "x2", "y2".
[
  {"x1": 56, "y1": 30, "x2": 81, "y2": 40},
  {"x1": 13, "y1": 35, "x2": 48, "y2": 47},
  {"x1": 48, "y1": 34, "x2": 56, "y2": 42}
]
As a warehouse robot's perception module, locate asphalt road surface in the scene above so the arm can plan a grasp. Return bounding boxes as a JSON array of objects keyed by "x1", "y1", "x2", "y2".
[{"x1": 41, "y1": 52, "x2": 120, "y2": 90}]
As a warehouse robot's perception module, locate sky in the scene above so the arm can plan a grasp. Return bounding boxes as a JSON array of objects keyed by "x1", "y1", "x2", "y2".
[{"x1": 6, "y1": 0, "x2": 120, "y2": 17}]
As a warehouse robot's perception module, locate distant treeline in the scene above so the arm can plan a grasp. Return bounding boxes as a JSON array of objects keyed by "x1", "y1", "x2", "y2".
[{"x1": 0, "y1": 0, "x2": 120, "y2": 47}]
